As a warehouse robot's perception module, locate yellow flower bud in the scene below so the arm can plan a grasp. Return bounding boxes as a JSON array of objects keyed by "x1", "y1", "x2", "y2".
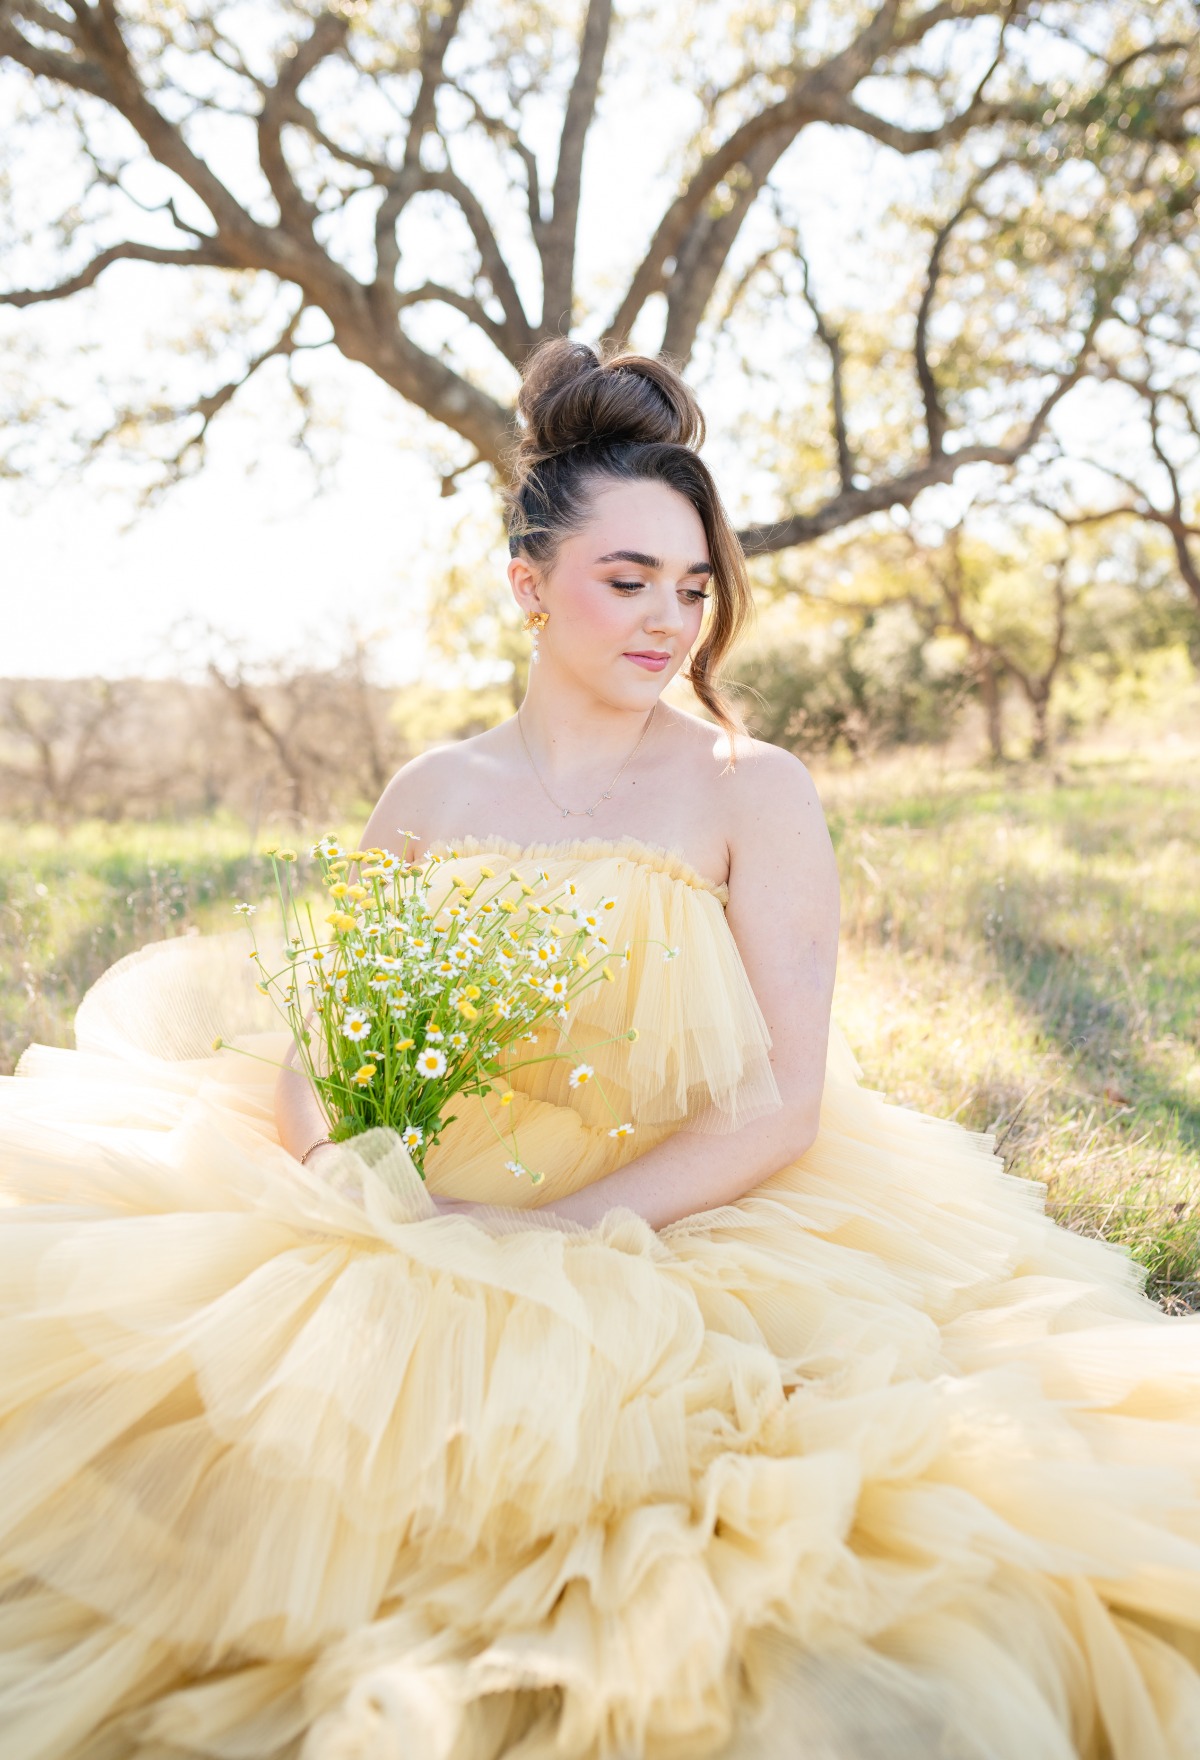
[
  {"x1": 627, "y1": 1028, "x2": 639, "y2": 1042},
  {"x1": 499, "y1": 1090, "x2": 514, "y2": 1106},
  {"x1": 328, "y1": 882, "x2": 349, "y2": 898},
  {"x1": 261, "y1": 843, "x2": 279, "y2": 857},
  {"x1": 500, "y1": 900, "x2": 518, "y2": 914},
  {"x1": 346, "y1": 850, "x2": 367, "y2": 862},
  {"x1": 396, "y1": 1037, "x2": 415, "y2": 1051},
  {"x1": 457, "y1": 1000, "x2": 478, "y2": 1020},
  {"x1": 601, "y1": 964, "x2": 615, "y2": 983},
  {"x1": 479, "y1": 865, "x2": 495, "y2": 879},
  {"x1": 464, "y1": 984, "x2": 481, "y2": 1000},
  {"x1": 574, "y1": 951, "x2": 589, "y2": 969},
  {"x1": 278, "y1": 849, "x2": 297, "y2": 862},
  {"x1": 347, "y1": 885, "x2": 369, "y2": 902}
]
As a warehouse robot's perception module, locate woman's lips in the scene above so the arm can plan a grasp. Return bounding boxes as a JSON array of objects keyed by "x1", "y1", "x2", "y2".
[{"x1": 624, "y1": 652, "x2": 670, "y2": 672}]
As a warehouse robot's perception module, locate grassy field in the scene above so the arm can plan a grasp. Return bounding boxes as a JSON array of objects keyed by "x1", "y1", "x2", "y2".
[{"x1": 3, "y1": 745, "x2": 1198, "y2": 1306}]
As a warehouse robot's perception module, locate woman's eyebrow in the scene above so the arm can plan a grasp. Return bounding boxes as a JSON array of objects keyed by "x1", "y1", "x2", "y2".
[{"x1": 596, "y1": 549, "x2": 712, "y2": 575}]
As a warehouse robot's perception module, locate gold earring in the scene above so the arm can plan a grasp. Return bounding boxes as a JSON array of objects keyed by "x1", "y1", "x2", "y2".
[{"x1": 523, "y1": 609, "x2": 549, "y2": 663}]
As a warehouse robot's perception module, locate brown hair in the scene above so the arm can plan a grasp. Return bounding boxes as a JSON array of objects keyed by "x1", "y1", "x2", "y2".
[{"x1": 504, "y1": 338, "x2": 751, "y2": 749}]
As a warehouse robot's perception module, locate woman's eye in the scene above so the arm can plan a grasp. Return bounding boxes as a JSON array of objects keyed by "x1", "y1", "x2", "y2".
[
  {"x1": 610, "y1": 580, "x2": 644, "y2": 593},
  {"x1": 682, "y1": 589, "x2": 709, "y2": 604}
]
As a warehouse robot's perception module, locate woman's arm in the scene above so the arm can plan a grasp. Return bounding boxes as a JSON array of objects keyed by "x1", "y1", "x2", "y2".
[
  {"x1": 533, "y1": 745, "x2": 840, "y2": 1229},
  {"x1": 275, "y1": 1034, "x2": 336, "y2": 1163}
]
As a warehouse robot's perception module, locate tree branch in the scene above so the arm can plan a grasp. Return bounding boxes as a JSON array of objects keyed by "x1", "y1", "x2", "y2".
[
  {"x1": 540, "y1": 0, "x2": 613, "y2": 334},
  {"x1": 370, "y1": 0, "x2": 467, "y2": 319},
  {"x1": 415, "y1": 166, "x2": 534, "y2": 359},
  {"x1": 257, "y1": 10, "x2": 350, "y2": 238},
  {"x1": 794, "y1": 235, "x2": 854, "y2": 492},
  {"x1": 607, "y1": 0, "x2": 1019, "y2": 350},
  {"x1": 914, "y1": 162, "x2": 1013, "y2": 459},
  {"x1": 0, "y1": 239, "x2": 229, "y2": 305}
]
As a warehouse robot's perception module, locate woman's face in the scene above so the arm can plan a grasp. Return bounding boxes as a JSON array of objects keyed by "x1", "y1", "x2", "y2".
[{"x1": 510, "y1": 478, "x2": 711, "y2": 709}]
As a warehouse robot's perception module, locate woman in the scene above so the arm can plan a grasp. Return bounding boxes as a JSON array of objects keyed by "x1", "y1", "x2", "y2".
[{"x1": 2, "y1": 340, "x2": 1199, "y2": 1760}]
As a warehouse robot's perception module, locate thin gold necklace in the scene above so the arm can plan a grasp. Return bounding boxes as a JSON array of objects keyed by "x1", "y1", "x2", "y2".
[{"x1": 516, "y1": 701, "x2": 658, "y2": 819}]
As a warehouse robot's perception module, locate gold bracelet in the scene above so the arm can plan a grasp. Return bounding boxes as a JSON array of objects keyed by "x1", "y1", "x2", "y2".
[{"x1": 299, "y1": 1136, "x2": 333, "y2": 1165}]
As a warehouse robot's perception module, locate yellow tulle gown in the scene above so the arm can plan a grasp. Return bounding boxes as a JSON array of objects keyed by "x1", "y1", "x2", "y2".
[{"x1": 3, "y1": 833, "x2": 1200, "y2": 1760}]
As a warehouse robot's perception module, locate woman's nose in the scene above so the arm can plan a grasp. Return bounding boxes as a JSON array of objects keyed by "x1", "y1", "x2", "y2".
[{"x1": 644, "y1": 586, "x2": 684, "y2": 633}]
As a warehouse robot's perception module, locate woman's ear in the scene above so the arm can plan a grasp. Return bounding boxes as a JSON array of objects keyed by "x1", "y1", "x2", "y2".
[{"x1": 508, "y1": 555, "x2": 545, "y2": 622}]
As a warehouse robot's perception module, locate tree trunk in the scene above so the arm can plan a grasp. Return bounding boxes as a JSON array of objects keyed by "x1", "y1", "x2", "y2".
[
  {"x1": 1029, "y1": 691, "x2": 1051, "y2": 762},
  {"x1": 978, "y1": 656, "x2": 1005, "y2": 765}
]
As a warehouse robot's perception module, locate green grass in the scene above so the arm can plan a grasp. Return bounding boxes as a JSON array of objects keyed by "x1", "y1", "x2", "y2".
[{"x1": 3, "y1": 750, "x2": 1198, "y2": 1307}]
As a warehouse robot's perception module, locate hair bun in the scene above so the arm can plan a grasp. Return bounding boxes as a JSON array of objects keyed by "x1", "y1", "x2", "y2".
[{"x1": 513, "y1": 338, "x2": 705, "y2": 468}]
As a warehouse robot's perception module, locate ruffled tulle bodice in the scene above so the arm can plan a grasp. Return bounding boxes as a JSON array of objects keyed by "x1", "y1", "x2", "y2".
[{"x1": 2, "y1": 836, "x2": 1200, "y2": 1760}]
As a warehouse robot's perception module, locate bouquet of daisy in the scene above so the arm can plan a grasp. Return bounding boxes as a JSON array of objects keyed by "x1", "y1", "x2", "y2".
[{"x1": 232, "y1": 833, "x2": 672, "y2": 1185}]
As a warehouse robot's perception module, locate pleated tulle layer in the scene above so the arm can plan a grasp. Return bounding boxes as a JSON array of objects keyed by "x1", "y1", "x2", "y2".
[{"x1": 1, "y1": 836, "x2": 1199, "y2": 1760}]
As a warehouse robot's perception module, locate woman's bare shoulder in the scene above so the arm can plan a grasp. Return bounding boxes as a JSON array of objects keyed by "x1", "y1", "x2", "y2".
[{"x1": 361, "y1": 727, "x2": 509, "y2": 853}]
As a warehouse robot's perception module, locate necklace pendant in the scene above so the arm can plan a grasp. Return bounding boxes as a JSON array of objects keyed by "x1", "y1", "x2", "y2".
[
  {"x1": 602, "y1": 791, "x2": 612, "y2": 800},
  {"x1": 586, "y1": 806, "x2": 595, "y2": 816},
  {"x1": 561, "y1": 806, "x2": 570, "y2": 818}
]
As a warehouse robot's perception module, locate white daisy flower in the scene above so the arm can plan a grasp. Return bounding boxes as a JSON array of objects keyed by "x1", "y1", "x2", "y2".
[
  {"x1": 368, "y1": 972, "x2": 392, "y2": 991},
  {"x1": 233, "y1": 901, "x2": 257, "y2": 916},
  {"x1": 531, "y1": 938, "x2": 560, "y2": 965},
  {"x1": 544, "y1": 975, "x2": 570, "y2": 1001},
  {"x1": 312, "y1": 836, "x2": 342, "y2": 858},
  {"x1": 478, "y1": 900, "x2": 497, "y2": 917},
  {"x1": 449, "y1": 1031, "x2": 468, "y2": 1050},
  {"x1": 568, "y1": 1063, "x2": 594, "y2": 1089},
  {"x1": 608, "y1": 1122, "x2": 635, "y2": 1140},
  {"x1": 575, "y1": 909, "x2": 602, "y2": 933},
  {"x1": 375, "y1": 851, "x2": 402, "y2": 872},
  {"x1": 464, "y1": 931, "x2": 485, "y2": 951},
  {"x1": 598, "y1": 896, "x2": 618, "y2": 914},
  {"x1": 416, "y1": 1048, "x2": 447, "y2": 1079},
  {"x1": 450, "y1": 945, "x2": 474, "y2": 968},
  {"x1": 400, "y1": 1124, "x2": 424, "y2": 1151},
  {"x1": 492, "y1": 996, "x2": 514, "y2": 1019},
  {"x1": 505, "y1": 1159, "x2": 528, "y2": 1178},
  {"x1": 663, "y1": 945, "x2": 681, "y2": 962},
  {"x1": 424, "y1": 1025, "x2": 445, "y2": 1042},
  {"x1": 434, "y1": 958, "x2": 457, "y2": 979},
  {"x1": 342, "y1": 1008, "x2": 371, "y2": 1041},
  {"x1": 374, "y1": 955, "x2": 403, "y2": 973}
]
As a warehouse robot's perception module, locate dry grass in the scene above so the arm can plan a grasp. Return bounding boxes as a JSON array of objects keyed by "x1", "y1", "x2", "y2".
[
  {"x1": 3, "y1": 743, "x2": 1198, "y2": 1305},
  {"x1": 821, "y1": 738, "x2": 1200, "y2": 1309}
]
